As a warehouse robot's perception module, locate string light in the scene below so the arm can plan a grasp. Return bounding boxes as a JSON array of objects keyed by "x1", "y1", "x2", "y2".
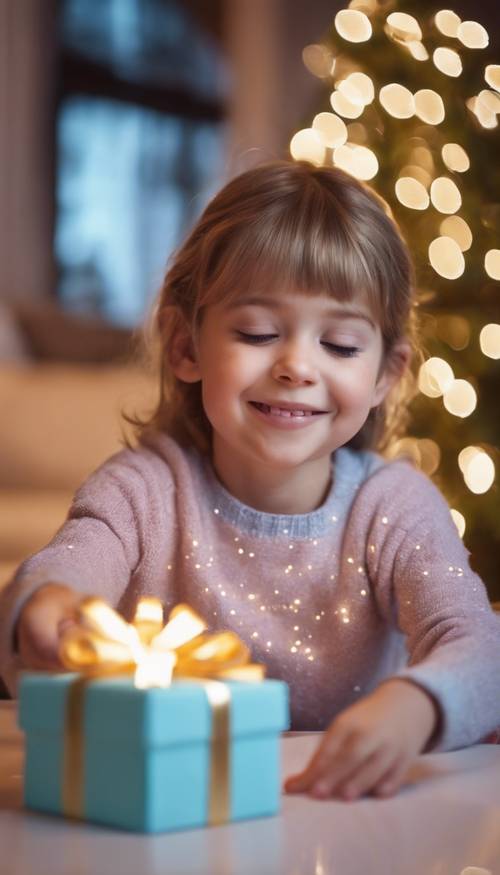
[
  {"x1": 441, "y1": 143, "x2": 470, "y2": 172},
  {"x1": 302, "y1": 44, "x2": 335, "y2": 79},
  {"x1": 406, "y1": 42, "x2": 429, "y2": 62},
  {"x1": 289, "y1": 129, "x2": 325, "y2": 165},
  {"x1": 335, "y1": 9, "x2": 372, "y2": 43},
  {"x1": 439, "y1": 216, "x2": 473, "y2": 251},
  {"x1": 457, "y1": 20, "x2": 489, "y2": 50},
  {"x1": 443, "y1": 379, "x2": 477, "y2": 417},
  {"x1": 485, "y1": 65, "x2": 500, "y2": 93},
  {"x1": 337, "y1": 72, "x2": 375, "y2": 106},
  {"x1": 430, "y1": 177, "x2": 462, "y2": 213},
  {"x1": 450, "y1": 508, "x2": 466, "y2": 538},
  {"x1": 434, "y1": 10, "x2": 461, "y2": 39},
  {"x1": 330, "y1": 89, "x2": 365, "y2": 119},
  {"x1": 418, "y1": 357, "x2": 454, "y2": 397},
  {"x1": 467, "y1": 95, "x2": 498, "y2": 129},
  {"x1": 433, "y1": 47, "x2": 463, "y2": 77},
  {"x1": 429, "y1": 236, "x2": 465, "y2": 279},
  {"x1": 333, "y1": 143, "x2": 379, "y2": 180},
  {"x1": 312, "y1": 112, "x2": 348, "y2": 148},
  {"x1": 379, "y1": 83, "x2": 415, "y2": 118},
  {"x1": 414, "y1": 89, "x2": 445, "y2": 124},
  {"x1": 385, "y1": 12, "x2": 422, "y2": 43},
  {"x1": 395, "y1": 176, "x2": 429, "y2": 209},
  {"x1": 462, "y1": 449, "x2": 495, "y2": 494},
  {"x1": 484, "y1": 249, "x2": 500, "y2": 280},
  {"x1": 479, "y1": 323, "x2": 500, "y2": 359}
]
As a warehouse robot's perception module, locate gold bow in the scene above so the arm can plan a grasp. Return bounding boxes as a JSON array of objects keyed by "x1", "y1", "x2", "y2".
[
  {"x1": 58, "y1": 598, "x2": 264, "y2": 826},
  {"x1": 59, "y1": 597, "x2": 264, "y2": 686}
]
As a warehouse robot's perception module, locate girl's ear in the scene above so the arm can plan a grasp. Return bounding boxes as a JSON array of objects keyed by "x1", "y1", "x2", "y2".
[
  {"x1": 371, "y1": 339, "x2": 412, "y2": 407},
  {"x1": 166, "y1": 311, "x2": 202, "y2": 384}
]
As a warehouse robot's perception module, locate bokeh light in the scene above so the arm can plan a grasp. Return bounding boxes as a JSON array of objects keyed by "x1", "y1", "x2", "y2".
[
  {"x1": 457, "y1": 20, "x2": 489, "y2": 50},
  {"x1": 485, "y1": 64, "x2": 500, "y2": 93},
  {"x1": 414, "y1": 89, "x2": 445, "y2": 124},
  {"x1": 338, "y1": 72, "x2": 375, "y2": 105},
  {"x1": 433, "y1": 47, "x2": 462, "y2": 77},
  {"x1": 434, "y1": 10, "x2": 461, "y2": 38},
  {"x1": 395, "y1": 176, "x2": 429, "y2": 209},
  {"x1": 429, "y1": 236, "x2": 465, "y2": 279},
  {"x1": 437, "y1": 314, "x2": 471, "y2": 349},
  {"x1": 439, "y1": 216, "x2": 473, "y2": 251},
  {"x1": 450, "y1": 508, "x2": 466, "y2": 538},
  {"x1": 443, "y1": 379, "x2": 477, "y2": 417},
  {"x1": 379, "y1": 83, "x2": 415, "y2": 118},
  {"x1": 430, "y1": 176, "x2": 462, "y2": 214},
  {"x1": 302, "y1": 44, "x2": 335, "y2": 78},
  {"x1": 312, "y1": 112, "x2": 348, "y2": 148},
  {"x1": 467, "y1": 95, "x2": 498, "y2": 129},
  {"x1": 441, "y1": 143, "x2": 470, "y2": 172},
  {"x1": 407, "y1": 42, "x2": 429, "y2": 62},
  {"x1": 330, "y1": 90, "x2": 364, "y2": 119},
  {"x1": 418, "y1": 357, "x2": 455, "y2": 397},
  {"x1": 479, "y1": 323, "x2": 500, "y2": 359},
  {"x1": 289, "y1": 129, "x2": 325, "y2": 165},
  {"x1": 485, "y1": 249, "x2": 500, "y2": 280},
  {"x1": 335, "y1": 9, "x2": 372, "y2": 43},
  {"x1": 333, "y1": 143, "x2": 379, "y2": 180},
  {"x1": 463, "y1": 450, "x2": 495, "y2": 494},
  {"x1": 385, "y1": 12, "x2": 422, "y2": 42}
]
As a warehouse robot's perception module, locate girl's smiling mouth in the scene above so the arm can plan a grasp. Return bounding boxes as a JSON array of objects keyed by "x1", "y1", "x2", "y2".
[{"x1": 249, "y1": 401, "x2": 330, "y2": 426}]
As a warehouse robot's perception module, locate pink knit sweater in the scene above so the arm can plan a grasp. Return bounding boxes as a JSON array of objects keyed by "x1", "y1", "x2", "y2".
[{"x1": 2, "y1": 432, "x2": 499, "y2": 749}]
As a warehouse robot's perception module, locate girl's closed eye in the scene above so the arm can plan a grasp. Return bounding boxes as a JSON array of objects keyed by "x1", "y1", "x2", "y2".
[
  {"x1": 236, "y1": 330, "x2": 278, "y2": 344},
  {"x1": 321, "y1": 341, "x2": 361, "y2": 358}
]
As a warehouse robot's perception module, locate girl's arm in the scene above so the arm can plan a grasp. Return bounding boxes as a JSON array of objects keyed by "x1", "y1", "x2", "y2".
[{"x1": 0, "y1": 445, "x2": 175, "y2": 694}]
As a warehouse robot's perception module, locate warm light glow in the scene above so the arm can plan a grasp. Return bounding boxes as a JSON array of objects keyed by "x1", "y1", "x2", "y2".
[
  {"x1": 434, "y1": 10, "x2": 461, "y2": 38},
  {"x1": 485, "y1": 64, "x2": 500, "y2": 94},
  {"x1": 414, "y1": 89, "x2": 445, "y2": 124},
  {"x1": 410, "y1": 145, "x2": 434, "y2": 172},
  {"x1": 457, "y1": 20, "x2": 489, "y2": 50},
  {"x1": 335, "y1": 9, "x2": 372, "y2": 43},
  {"x1": 450, "y1": 508, "x2": 466, "y2": 538},
  {"x1": 399, "y1": 165, "x2": 432, "y2": 188},
  {"x1": 379, "y1": 83, "x2": 415, "y2": 118},
  {"x1": 418, "y1": 357, "x2": 454, "y2": 397},
  {"x1": 458, "y1": 445, "x2": 481, "y2": 474},
  {"x1": 463, "y1": 450, "x2": 495, "y2": 494},
  {"x1": 406, "y1": 41, "x2": 429, "y2": 62},
  {"x1": 479, "y1": 90, "x2": 500, "y2": 114},
  {"x1": 395, "y1": 176, "x2": 429, "y2": 209},
  {"x1": 348, "y1": 0, "x2": 378, "y2": 12},
  {"x1": 338, "y1": 72, "x2": 375, "y2": 105},
  {"x1": 441, "y1": 143, "x2": 470, "y2": 172},
  {"x1": 467, "y1": 96, "x2": 498, "y2": 129},
  {"x1": 433, "y1": 47, "x2": 462, "y2": 77},
  {"x1": 302, "y1": 44, "x2": 335, "y2": 79},
  {"x1": 417, "y1": 438, "x2": 441, "y2": 476},
  {"x1": 333, "y1": 143, "x2": 379, "y2": 180},
  {"x1": 330, "y1": 90, "x2": 364, "y2": 119},
  {"x1": 437, "y1": 314, "x2": 470, "y2": 349},
  {"x1": 290, "y1": 129, "x2": 325, "y2": 165},
  {"x1": 443, "y1": 379, "x2": 477, "y2": 418},
  {"x1": 312, "y1": 112, "x2": 348, "y2": 148},
  {"x1": 429, "y1": 236, "x2": 465, "y2": 279},
  {"x1": 430, "y1": 177, "x2": 462, "y2": 214},
  {"x1": 485, "y1": 249, "x2": 500, "y2": 280},
  {"x1": 346, "y1": 122, "x2": 368, "y2": 143},
  {"x1": 385, "y1": 12, "x2": 422, "y2": 42},
  {"x1": 479, "y1": 323, "x2": 500, "y2": 359},
  {"x1": 439, "y1": 216, "x2": 472, "y2": 251}
]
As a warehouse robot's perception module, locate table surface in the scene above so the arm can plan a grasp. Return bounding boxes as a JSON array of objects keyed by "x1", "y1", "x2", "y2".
[{"x1": 1, "y1": 702, "x2": 499, "y2": 875}]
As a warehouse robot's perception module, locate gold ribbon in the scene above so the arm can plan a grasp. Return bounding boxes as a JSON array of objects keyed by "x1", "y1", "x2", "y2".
[{"x1": 59, "y1": 598, "x2": 264, "y2": 825}]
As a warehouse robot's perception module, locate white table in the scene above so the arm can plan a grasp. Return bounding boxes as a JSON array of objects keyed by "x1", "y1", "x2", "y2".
[{"x1": 1, "y1": 701, "x2": 500, "y2": 875}]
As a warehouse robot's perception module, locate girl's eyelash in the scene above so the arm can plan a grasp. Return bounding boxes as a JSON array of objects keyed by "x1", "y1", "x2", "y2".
[{"x1": 236, "y1": 332, "x2": 360, "y2": 357}]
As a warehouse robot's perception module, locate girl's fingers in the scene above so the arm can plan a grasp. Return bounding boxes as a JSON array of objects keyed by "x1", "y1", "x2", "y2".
[
  {"x1": 285, "y1": 729, "x2": 375, "y2": 795},
  {"x1": 372, "y1": 757, "x2": 410, "y2": 798},
  {"x1": 334, "y1": 748, "x2": 400, "y2": 801}
]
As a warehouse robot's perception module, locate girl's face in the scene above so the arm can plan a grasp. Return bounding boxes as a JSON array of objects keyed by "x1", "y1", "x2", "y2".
[{"x1": 173, "y1": 287, "x2": 401, "y2": 489}]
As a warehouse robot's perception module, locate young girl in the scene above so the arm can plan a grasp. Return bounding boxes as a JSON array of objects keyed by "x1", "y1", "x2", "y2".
[{"x1": 2, "y1": 161, "x2": 500, "y2": 803}]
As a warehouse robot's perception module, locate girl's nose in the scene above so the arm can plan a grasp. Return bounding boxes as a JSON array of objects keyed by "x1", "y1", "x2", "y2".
[{"x1": 271, "y1": 348, "x2": 319, "y2": 385}]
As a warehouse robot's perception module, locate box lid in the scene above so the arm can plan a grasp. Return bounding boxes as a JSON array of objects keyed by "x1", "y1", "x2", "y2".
[{"x1": 19, "y1": 673, "x2": 289, "y2": 747}]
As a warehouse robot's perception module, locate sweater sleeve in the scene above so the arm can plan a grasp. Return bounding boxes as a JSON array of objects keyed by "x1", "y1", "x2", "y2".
[
  {"x1": 365, "y1": 462, "x2": 500, "y2": 752},
  {"x1": 0, "y1": 446, "x2": 171, "y2": 695}
]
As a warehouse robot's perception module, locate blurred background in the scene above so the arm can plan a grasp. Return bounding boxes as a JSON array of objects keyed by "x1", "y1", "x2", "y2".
[{"x1": 0, "y1": 0, "x2": 498, "y2": 598}]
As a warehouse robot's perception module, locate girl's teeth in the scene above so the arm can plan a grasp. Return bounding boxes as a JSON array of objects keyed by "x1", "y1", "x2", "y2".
[{"x1": 265, "y1": 405, "x2": 312, "y2": 417}]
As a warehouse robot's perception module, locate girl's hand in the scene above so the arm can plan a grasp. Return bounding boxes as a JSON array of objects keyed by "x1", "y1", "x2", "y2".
[
  {"x1": 16, "y1": 582, "x2": 82, "y2": 670},
  {"x1": 284, "y1": 679, "x2": 438, "y2": 801}
]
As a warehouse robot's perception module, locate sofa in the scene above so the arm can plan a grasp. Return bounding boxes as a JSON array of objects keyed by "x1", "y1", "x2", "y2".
[{"x1": 0, "y1": 363, "x2": 156, "y2": 589}]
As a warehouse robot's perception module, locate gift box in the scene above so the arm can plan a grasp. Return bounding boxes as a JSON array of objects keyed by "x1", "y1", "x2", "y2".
[{"x1": 19, "y1": 672, "x2": 289, "y2": 833}]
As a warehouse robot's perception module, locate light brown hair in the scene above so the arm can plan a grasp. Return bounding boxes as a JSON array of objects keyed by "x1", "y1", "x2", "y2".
[{"x1": 130, "y1": 160, "x2": 417, "y2": 455}]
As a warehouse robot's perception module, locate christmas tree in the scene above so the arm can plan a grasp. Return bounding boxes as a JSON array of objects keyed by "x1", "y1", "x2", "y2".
[{"x1": 290, "y1": 1, "x2": 500, "y2": 595}]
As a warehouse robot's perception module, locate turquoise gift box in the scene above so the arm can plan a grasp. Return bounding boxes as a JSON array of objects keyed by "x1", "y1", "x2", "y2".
[{"x1": 19, "y1": 673, "x2": 289, "y2": 833}]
